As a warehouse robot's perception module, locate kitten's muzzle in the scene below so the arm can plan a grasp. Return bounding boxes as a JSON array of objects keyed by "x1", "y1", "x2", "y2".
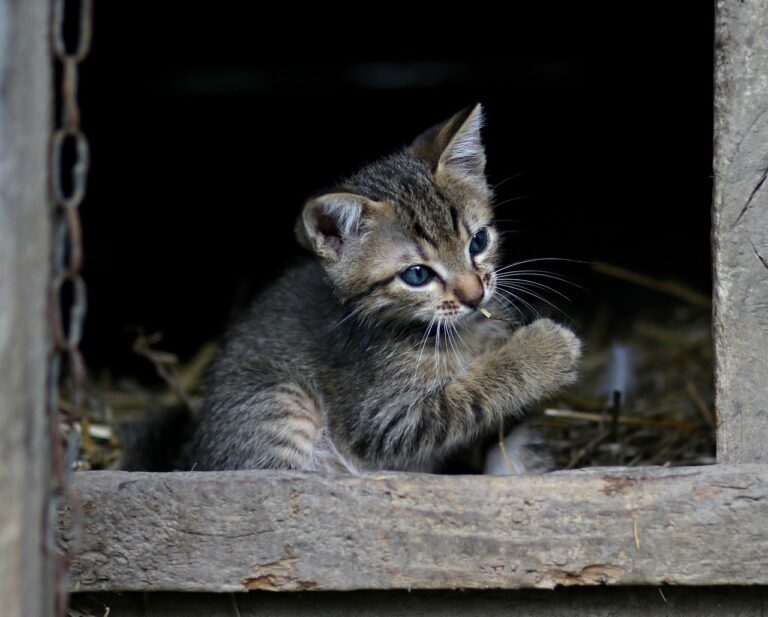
[{"x1": 452, "y1": 274, "x2": 484, "y2": 309}]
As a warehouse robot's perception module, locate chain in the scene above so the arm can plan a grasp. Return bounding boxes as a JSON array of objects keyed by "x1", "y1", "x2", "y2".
[{"x1": 49, "y1": 0, "x2": 93, "y2": 614}]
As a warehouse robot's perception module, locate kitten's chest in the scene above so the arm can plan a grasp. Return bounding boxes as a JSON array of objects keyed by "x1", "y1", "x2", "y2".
[{"x1": 403, "y1": 318, "x2": 510, "y2": 381}]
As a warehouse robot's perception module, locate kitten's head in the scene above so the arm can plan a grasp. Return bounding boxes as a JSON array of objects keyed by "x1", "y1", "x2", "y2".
[{"x1": 297, "y1": 104, "x2": 500, "y2": 327}]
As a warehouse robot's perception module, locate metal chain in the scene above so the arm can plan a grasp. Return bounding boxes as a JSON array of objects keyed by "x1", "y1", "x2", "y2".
[{"x1": 49, "y1": 0, "x2": 93, "y2": 614}]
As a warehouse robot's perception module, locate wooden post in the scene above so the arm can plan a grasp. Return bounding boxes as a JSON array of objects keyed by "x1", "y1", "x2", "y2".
[
  {"x1": 713, "y1": 0, "x2": 768, "y2": 463},
  {"x1": 0, "y1": 1, "x2": 54, "y2": 616}
]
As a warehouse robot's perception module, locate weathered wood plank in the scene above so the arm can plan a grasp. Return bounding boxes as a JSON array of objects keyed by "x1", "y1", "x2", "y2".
[
  {"x1": 61, "y1": 465, "x2": 768, "y2": 592},
  {"x1": 0, "y1": 1, "x2": 53, "y2": 617},
  {"x1": 713, "y1": 1, "x2": 768, "y2": 463},
  {"x1": 71, "y1": 587, "x2": 768, "y2": 617}
]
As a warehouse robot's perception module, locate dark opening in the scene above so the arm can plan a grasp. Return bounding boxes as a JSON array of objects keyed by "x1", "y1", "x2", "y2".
[{"x1": 77, "y1": 5, "x2": 716, "y2": 469}]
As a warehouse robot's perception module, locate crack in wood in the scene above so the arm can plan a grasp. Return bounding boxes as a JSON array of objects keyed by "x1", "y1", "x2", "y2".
[
  {"x1": 734, "y1": 165, "x2": 768, "y2": 227},
  {"x1": 749, "y1": 239, "x2": 768, "y2": 271}
]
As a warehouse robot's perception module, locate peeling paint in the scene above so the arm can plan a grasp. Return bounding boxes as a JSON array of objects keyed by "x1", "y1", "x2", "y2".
[
  {"x1": 549, "y1": 564, "x2": 626, "y2": 586},
  {"x1": 242, "y1": 574, "x2": 318, "y2": 591},
  {"x1": 242, "y1": 554, "x2": 318, "y2": 591}
]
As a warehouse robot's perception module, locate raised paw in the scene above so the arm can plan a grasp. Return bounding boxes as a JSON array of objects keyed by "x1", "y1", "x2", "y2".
[{"x1": 510, "y1": 318, "x2": 582, "y2": 387}]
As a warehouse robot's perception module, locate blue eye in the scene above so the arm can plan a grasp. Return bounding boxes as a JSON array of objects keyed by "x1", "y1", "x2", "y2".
[
  {"x1": 469, "y1": 228, "x2": 489, "y2": 255},
  {"x1": 400, "y1": 265, "x2": 433, "y2": 287}
]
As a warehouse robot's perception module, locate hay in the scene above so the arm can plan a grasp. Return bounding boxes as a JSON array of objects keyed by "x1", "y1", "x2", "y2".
[
  {"x1": 66, "y1": 264, "x2": 715, "y2": 471},
  {"x1": 530, "y1": 295, "x2": 715, "y2": 469}
]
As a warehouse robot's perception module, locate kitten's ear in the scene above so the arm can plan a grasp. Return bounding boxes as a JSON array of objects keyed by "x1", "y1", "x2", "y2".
[
  {"x1": 408, "y1": 103, "x2": 486, "y2": 181},
  {"x1": 296, "y1": 192, "x2": 374, "y2": 260}
]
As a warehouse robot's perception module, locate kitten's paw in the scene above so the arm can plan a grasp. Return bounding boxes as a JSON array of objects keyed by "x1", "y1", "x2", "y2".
[{"x1": 512, "y1": 318, "x2": 582, "y2": 386}]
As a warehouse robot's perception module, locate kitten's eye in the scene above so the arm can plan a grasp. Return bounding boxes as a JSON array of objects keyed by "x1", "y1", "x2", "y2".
[
  {"x1": 469, "y1": 228, "x2": 489, "y2": 255},
  {"x1": 400, "y1": 265, "x2": 434, "y2": 287}
]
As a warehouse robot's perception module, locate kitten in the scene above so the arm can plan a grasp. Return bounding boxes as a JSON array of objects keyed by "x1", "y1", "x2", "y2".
[{"x1": 189, "y1": 104, "x2": 581, "y2": 473}]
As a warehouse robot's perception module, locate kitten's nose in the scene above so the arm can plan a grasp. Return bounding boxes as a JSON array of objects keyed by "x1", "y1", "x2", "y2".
[{"x1": 453, "y1": 274, "x2": 484, "y2": 308}]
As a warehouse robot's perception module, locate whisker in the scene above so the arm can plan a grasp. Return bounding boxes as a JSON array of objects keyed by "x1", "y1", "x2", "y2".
[
  {"x1": 494, "y1": 269, "x2": 582, "y2": 287},
  {"x1": 445, "y1": 320, "x2": 458, "y2": 362},
  {"x1": 491, "y1": 170, "x2": 527, "y2": 191},
  {"x1": 495, "y1": 278, "x2": 572, "y2": 301},
  {"x1": 498, "y1": 282, "x2": 560, "y2": 308},
  {"x1": 416, "y1": 315, "x2": 437, "y2": 367},
  {"x1": 491, "y1": 195, "x2": 529, "y2": 209},
  {"x1": 453, "y1": 319, "x2": 468, "y2": 354},
  {"x1": 495, "y1": 288, "x2": 542, "y2": 320},
  {"x1": 493, "y1": 292, "x2": 532, "y2": 322},
  {"x1": 494, "y1": 257, "x2": 586, "y2": 273},
  {"x1": 496, "y1": 283, "x2": 573, "y2": 321},
  {"x1": 404, "y1": 315, "x2": 436, "y2": 388},
  {"x1": 495, "y1": 274, "x2": 581, "y2": 293},
  {"x1": 333, "y1": 305, "x2": 365, "y2": 330},
  {"x1": 453, "y1": 321, "x2": 467, "y2": 367}
]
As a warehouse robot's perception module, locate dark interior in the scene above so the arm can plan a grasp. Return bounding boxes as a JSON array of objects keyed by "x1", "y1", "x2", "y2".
[{"x1": 78, "y1": 5, "x2": 715, "y2": 381}]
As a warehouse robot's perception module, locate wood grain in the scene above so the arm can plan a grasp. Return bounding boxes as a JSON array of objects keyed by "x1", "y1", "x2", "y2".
[
  {"x1": 60, "y1": 465, "x2": 768, "y2": 592},
  {"x1": 713, "y1": 0, "x2": 768, "y2": 463},
  {"x1": 0, "y1": 1, "x2": 53, "y2": 616}
]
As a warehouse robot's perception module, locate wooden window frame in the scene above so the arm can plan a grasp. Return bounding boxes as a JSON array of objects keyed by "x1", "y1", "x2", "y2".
[
  {"x1": 0, "y1": 1, "x2": 54, "y2": 616},
  {"x1": 1, "y1": 3, "x2": 766, "y2": 613}
]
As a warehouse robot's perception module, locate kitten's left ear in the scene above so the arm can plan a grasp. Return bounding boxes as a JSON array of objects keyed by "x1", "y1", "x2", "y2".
[
  {"x1": 408, "y1": 103, "x2": 486, "y2": 182},
  {"x1": 297, "y1": 192, "x2": 384, "y2": 260}
]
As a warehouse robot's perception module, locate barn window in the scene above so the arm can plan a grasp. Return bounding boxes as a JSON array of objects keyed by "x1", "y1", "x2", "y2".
[
  {"x1": 80, "y1": 7, "x2": 717, "y2": 473},
  {"x1": 0, "y1": 2, "x2": 766, "y2": 616}
]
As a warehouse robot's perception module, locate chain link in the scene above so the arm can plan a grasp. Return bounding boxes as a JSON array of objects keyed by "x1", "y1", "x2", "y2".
[{"x1": 49, "y1": 0, "x2": 93, "y2": 614}]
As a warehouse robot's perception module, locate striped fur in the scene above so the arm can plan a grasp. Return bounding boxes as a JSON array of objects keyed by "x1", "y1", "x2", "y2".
[{"x1": 189, "y1": 105, "x2": 581, "y2": 472}]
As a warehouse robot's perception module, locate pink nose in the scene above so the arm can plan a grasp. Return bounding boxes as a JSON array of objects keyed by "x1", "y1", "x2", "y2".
[{"x1": 453, "y1": 274, "x2": 484, "y2": 308}]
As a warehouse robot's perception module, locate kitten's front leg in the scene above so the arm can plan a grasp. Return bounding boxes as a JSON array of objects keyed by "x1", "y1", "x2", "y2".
[
  {"x1": 462, "y1": 317, "x2": 582, "y2": 416},
  {"x1": 363, "y1": 319, "x2": 581, "y2": 469}
]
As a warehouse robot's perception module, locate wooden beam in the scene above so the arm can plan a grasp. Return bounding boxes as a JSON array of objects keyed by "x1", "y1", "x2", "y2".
[
  {"x1": 61, "y1": 465, "x2": 768, "y2": 592},
  {"x1": 713, "y1": 0, "x2": 768, "y2": 463},
  {"x1": 0, "y1": 1, "x2": 53, "y2": 616}
]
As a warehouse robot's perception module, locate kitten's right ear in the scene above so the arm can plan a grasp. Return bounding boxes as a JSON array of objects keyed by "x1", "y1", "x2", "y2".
[
  {"x1": 296, "y1": 192, "x2": 374, "y2": 260},
  {"x1": 408, "y1": 103, "x2": 486, "y2": 183}
]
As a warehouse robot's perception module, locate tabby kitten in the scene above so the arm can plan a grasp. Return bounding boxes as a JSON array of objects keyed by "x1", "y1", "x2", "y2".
[{"x1": 189, "y1": 104, "x2": 581, "y2": 473}]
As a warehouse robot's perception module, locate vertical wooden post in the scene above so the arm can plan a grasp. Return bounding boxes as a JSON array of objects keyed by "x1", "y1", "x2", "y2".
[
  {"x1": 0, "y1": 1, "x2": 54, "y2": 616},
  {"x1": 713, "y1": 0, "x2": 768, "y2": 464}
]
